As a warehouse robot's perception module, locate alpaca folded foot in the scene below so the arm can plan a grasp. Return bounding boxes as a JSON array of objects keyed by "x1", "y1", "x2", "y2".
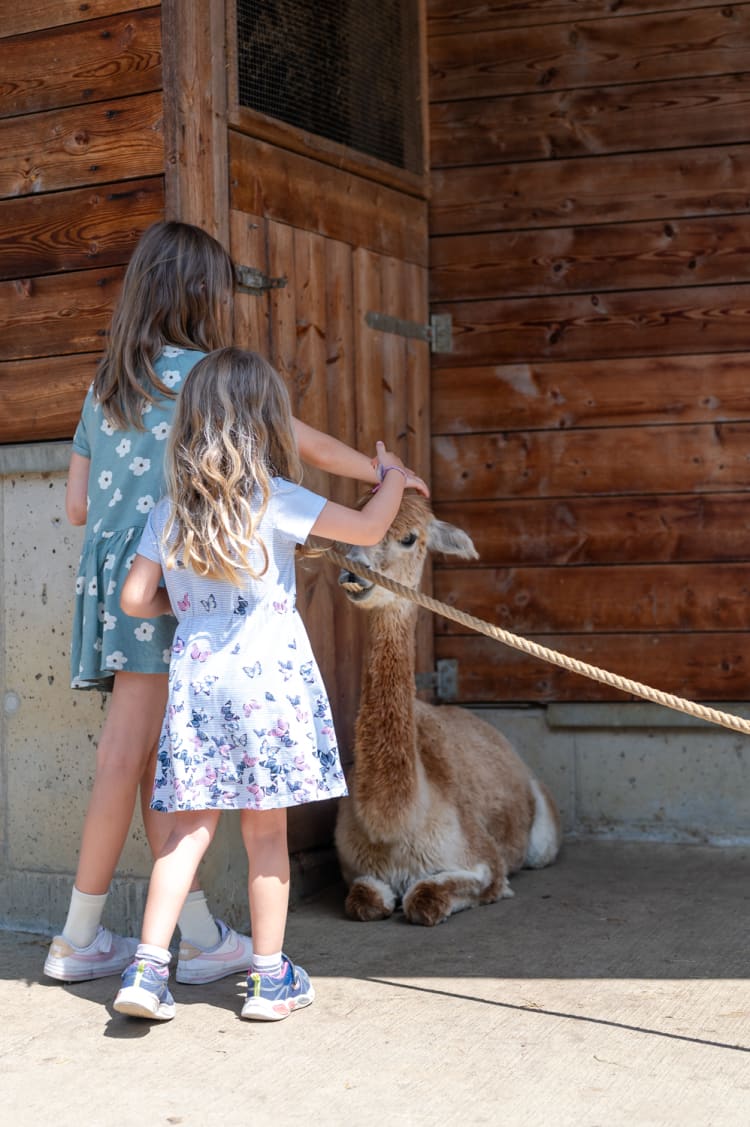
[
  {"x1": 345, "y1": 875, "x2": 396, "y2": 921},
  {"x1": 403, "y1": 868, "x2": 491, "y2": 926}
]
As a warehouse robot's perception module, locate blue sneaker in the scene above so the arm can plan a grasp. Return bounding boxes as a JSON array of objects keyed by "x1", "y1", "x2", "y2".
[
  {"x1": 241, "y1": 957, "x2": 315, "y2": 1021},
  {"x1": 113, "y1": 958, "x2": 176, "y2": 1021}
]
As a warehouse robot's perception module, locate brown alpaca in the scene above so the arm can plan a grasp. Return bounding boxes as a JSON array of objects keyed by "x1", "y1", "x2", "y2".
[{"x1": 334, "y1": 494, "x2": 562, "y2": 926}]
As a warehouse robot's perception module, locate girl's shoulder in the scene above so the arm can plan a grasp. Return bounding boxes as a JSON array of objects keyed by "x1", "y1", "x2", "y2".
[{"x1": 155, "y1": 346, "x2": 206, "y2": 372}]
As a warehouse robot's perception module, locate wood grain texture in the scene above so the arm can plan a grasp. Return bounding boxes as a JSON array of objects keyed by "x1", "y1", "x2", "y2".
[
  {"x1": 427, "y1": 1, "x2": 716, "y2": 37},
  {"x1": 0, "y1": 8, "x2": 162, "y2": 119},
  {"x1": 432, "y1": 424, "x2": 750, "y2": 502},
  {"x1": 430, "y1": 145, "x2": 750, "y2": 236},
  {"x1": 0, "y1": 352, "x2": 98, "y2": 442},
  {"x1": 431, "y1": 73, "x2": 750, "y2": 168},
  {"x1": 432, "y1": 494, "x2": 750, "y2": 567},
  {"x1": 431, "y1": 354, "x2": 750, "y2": 434},
  {"x1": 0, "y1": 93, "x2": 163, "y2": 200},
  {"x1": 0, "y1": 177, "x2": 163, "y2": 280},
  {"x1": 0, "y1": 266, "x2": 123, "y2": 361},
  {"x1": 2, "y1": 1, "x2": 155, "y2": 39},
  {"x1": 434, "y1": 632, "x2": 750, "y2": 702},
  {"x1": 230, "y1": 132, "x2": 429, "y2": 266},
  {"x1": 429, "y1": 6, "x2": 750, "y2": 101},
  {"x1": 433, "y1": 563, "x2": 750, "y2": 634}
]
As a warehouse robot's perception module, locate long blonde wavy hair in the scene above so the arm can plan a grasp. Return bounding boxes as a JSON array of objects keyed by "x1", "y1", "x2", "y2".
[
  {"x1": 94, "y1": 221, "x2": 234, "y2": 429},
  {"x1": 163, "y1": 348, "x2": 303, "y2": 586}
]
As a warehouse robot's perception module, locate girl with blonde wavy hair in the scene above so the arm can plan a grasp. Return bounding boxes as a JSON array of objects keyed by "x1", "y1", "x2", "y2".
[
  {"x1": 114, "y1": 347, "x2": 410, "y2": 1022},
  {"x1": 45, "y1": 220, "x2": 428, "y2": 991}
]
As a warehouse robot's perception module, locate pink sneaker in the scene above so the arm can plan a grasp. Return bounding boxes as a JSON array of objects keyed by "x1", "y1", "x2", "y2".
[
  {"x1": 176, "y1": 919, "x2": 253, "y2": 984},
  {"x1": 44, "y1": 926, "x2": 138, "y2": 982}
]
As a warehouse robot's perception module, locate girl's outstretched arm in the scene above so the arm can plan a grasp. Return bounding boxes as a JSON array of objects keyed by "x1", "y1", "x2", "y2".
[
  {"x1": 310, "y1": 442, "x2": 408, "y2": 547},
  {"x1": 121, "y1": 555, "x2": 173, "y2": 618},
  {"x1": 292, "y1": 417, "x2": 429, "y2": 498}
]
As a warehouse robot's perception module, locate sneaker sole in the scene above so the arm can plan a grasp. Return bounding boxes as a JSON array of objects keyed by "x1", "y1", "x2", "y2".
[
  {"x1": 114, "y1": 987, "x2": 176, "y2": 1021},
  {"x1": 240, "y1": 987, "x2": 315, "y2": 1022},
  {"x1": 44, "y1": 957, "x2": 132, "y2": 983}
]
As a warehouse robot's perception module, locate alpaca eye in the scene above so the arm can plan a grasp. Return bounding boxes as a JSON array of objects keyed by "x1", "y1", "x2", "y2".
[{"x1": 399, "y1": 532, "x2": 418, "y2": 547}]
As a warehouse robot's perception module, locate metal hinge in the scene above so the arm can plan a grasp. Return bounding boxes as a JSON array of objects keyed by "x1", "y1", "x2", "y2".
[
  {"x1": 235, "y1": 264, "x2": 288, "y2": 294},
  {"x1": 415, "y1": 659, "x2": 458, "y2": 702},
  {"x1": 365, "y1": 310, "x2": 453, "y2": 354}
]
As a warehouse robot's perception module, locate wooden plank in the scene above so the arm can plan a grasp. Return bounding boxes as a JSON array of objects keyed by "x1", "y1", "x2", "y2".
[
  {"x1": 432, "y1": 284, "x2": 750, "y2": 366},
  {"x1": 434, "y1": 632, "x2": 750, "y2": 702},
  {"x1": 431, "y1": 215, "x2": 750, "y2": 302},
  {"x1": 2, "y1": 1, "x2": 154, "y2": 39},
  {"x1": 266, "y1": 219, "x2": 297, "y2": 391},
  {"x1": 292, "y1": 227, "x2": 330, "y2": 479},
  {"x1": 431, "y1": 71, "x2": 750, "y2": 166},
  {"x1": 229, "y1": 209, "x2": 270, "y2": 356},
  {"x1": 162, "y1": 0, "x2": 229, "y2": 242},
  {"x1": 353, "y1": 248, "x2": 386, "y2": 454},
  {"x1": 427, "y1": 1, "x2": 716, "y2": 37},
  {"x1": 433, "y1": 563, "x2": 750, "y2": 635},
  {"x1": 403, "y1": 259, "x2": 431, "y2": 482},
  {"x1": 432, "y1": 424, "x2": 750, "y2": 502},
  {"x1": 381, "y1": 255, "x2": 410, "y2": 460},
  {"x1": 230, "y1": 132, "x2": 428, "y2": 266},
  {"x1": 0, "y1": 352, "x2": 98, "y2": 442},
  {"x1": 432, "y1": 354, "x2": 750, "y2": 435},
  {"x1": 428, "y1": 7, "x2": 750, "y2": 101},
  {"x1": 433, "y1": 494, "x2": 750, "y2": 568},
  {"x1": 0, "y1": 265, "x2": 123, "y2": 361},
  {"x1": 0, "y1": 177, "x2": 163, "y2": 280},
  {"x1": 0, "y1": 93, "x2": 163, "y2": 200},
  {"x1": 430, "y1": 145, "x2": 750, "y2": 236},
  {"x1": 0, "y1": 8, "x2": 162, "y2": 119}
]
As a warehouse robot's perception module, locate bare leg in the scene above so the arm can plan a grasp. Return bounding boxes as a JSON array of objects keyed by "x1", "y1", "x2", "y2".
[
  {"x1": 74, "y1": 671, "x2": 169, "y2": 894},
  {"x1": 240, "y1": 808, "x2": 289, "y2": 956},
  {"x1": 140, "y1": 810, "x2": 221, "y2": 950}
]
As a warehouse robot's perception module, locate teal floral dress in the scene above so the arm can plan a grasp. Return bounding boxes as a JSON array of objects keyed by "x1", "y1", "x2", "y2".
[{"x1": 70, "y1": 347, "x2": 206, "y2": 691}]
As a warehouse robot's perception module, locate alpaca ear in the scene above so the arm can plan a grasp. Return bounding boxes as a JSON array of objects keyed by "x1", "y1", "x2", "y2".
[{"x1": 427, "y1": 519, "x2": 479, "y2": 560}]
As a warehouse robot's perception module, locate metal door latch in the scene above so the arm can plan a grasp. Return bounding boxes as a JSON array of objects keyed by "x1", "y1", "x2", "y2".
[
  {"x1": 365, "y1": 311, "x2": 453, "y2": 353},
  {"x1": 415, "y1": 659, "x2": 458, "y2": 701},
  {"x1": 235, "y1": 264, "x2": 288, "y2": 294}
]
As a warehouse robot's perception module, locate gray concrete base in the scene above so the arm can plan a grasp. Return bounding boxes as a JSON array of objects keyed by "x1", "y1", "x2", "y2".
[{"x1": 2, "y1": 840, "x2": 748, "y2": 1127}]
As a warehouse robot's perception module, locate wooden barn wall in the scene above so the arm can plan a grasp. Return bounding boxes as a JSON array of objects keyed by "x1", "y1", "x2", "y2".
[
  {"x1": 0, "y1": 2, "x2": 165, "y2": 444},
  {"x1": 427, "y1": 0, "x2": 750, "y2": 705}
]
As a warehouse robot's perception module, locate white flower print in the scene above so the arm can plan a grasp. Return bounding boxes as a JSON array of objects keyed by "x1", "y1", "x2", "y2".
[
  {"x1": 100, "y1": 418, "x2": 115, "y2": 436},
  {"x1": 108, "y1": 488, "x2": 123, "y2": 508},
  {"x1": 126, "y1": 553, "x2": 136, "y2": 570},
  {"x1": 141, "y1": 402, "x2": 153, "y2": 416},
  {"x1": 102, "y1": 611, "x2": 117, "y2": 632},
  {"x1": 162, "y1": 648, "x2": 172, "y2": 664},
  {"x1": 135, "y1": 623, "x2": 155, "y2": 642},
  {"x1": 88, "y1": 577, "x2": 98, "y2": 596},
  {"x1": 97, "y1": 602, "x2": 107, "y2": 622},
  {"x1": 98, "y1": 470, "x2": 112, "y2": 490},
  {"x1": 102, "y1": 530, "x2": 114, "y2": 538},
  {"x1": 161, "y1": 369, "x2": 181, "y2": 388},
  {"x1": 162, "y1": 346, "x2": 184, "y2": 358},
  {"x1": 94, "y1": 638, "x2": 102, "y2": 652},
  {"x1": 151, "y1": 422, "x2": 170, "y2": 441},
  {"x1": 103, "y1": 553, "x2": 116, "y2": 571},
  {"x1": 105, "y1": 651, "x2": 128, "y2": 670},
  {"x1": 75, "y1": 576, "x2": 85, "y2": 594},
  {"x1": 92, "y1": 518, "x2": 103, "y2": 534},
  {"x1": 129, "y1": 456, "x2": 151, "y2": 477},
  {"x1": 125, "y1": 528, "x2": 135, "y2": 542},
  {"x1": 136, "y1": 495, "x2": 155, "y2": 514},
  {"x1": 116, "y1": 438, "x2": 132, "y2": 457},
  {"x1": 107, "y1": 579, "x2": 117, "y2": 596}
]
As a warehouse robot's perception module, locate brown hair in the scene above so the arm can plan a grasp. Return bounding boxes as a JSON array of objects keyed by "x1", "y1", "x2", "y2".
[{"x1": 93, "y1": 221, "x2": 234, "y2": 429}]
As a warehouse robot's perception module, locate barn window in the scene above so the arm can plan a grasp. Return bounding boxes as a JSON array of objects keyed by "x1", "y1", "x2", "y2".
[{"x1": 235, "y1": 0, "x2": 422, "y2": 173}]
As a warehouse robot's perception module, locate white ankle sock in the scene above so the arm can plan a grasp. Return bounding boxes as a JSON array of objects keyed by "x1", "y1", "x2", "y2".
[
  {"x1": 177, "y1": 891, "x2": 221, "y2": 949},
  {"x1": 135, "y1": 943, "x2": 171, "y2": 968},
  {"x1": 61, "y1": 887, "x2": 108, "y2": 950},
  {"x1": 251, "y1": 951, "x2": 283, "y2": 977}
]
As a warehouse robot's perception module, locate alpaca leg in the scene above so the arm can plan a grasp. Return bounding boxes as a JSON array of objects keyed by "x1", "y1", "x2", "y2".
[
  {"x1": 402, "y1": 863, "x2": 506, "y2": 927},
  {"x1": 345, "y1": 875, "x2": 397, "y2": 922}
]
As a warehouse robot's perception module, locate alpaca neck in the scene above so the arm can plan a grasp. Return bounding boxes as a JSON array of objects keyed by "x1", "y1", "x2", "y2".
[{"x1": 353, "y1": 603, "x2": 419, "y2": 834}]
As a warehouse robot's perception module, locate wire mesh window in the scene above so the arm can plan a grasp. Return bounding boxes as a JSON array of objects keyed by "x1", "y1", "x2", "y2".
[{"x1": 236, "y1": 0, "x2": 422, "y2": 174}]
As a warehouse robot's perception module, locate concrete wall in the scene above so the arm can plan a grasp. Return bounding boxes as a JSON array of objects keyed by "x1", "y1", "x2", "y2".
[{"x1": 1, "y1": 445, "x2": 747, "y2": 938}]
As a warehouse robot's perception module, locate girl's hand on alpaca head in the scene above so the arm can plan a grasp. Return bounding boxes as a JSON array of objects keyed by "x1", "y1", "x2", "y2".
[{"x1": 370, "y1": 443, "x2": 429, "y2": 498}]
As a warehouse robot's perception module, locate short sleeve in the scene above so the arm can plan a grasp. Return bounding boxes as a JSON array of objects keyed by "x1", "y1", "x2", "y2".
[
  {"x1": 270, "y1": 479, "x2": 327, "y2": 544},
  {"x1": 136, "y1": 501, "x2": 168, "y2": 564},
  {"x1": 72, "y1": 387, "x2": 95, "y2": 458}
]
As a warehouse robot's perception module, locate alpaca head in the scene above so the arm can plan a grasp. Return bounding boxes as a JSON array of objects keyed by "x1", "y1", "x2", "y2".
[{"x1": 338, "y1": 494, "x2": 478, "y2": 610}]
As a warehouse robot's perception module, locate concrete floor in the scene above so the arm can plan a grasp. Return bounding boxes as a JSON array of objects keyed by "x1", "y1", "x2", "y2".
[{"x1": 1, "y1": 840, "x2": 748, "y2": 1127}]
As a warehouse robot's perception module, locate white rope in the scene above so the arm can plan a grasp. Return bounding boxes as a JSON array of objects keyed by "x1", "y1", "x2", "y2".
[{"x1": 320, "y1": 546, "x2": 750, "y2": 738}]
